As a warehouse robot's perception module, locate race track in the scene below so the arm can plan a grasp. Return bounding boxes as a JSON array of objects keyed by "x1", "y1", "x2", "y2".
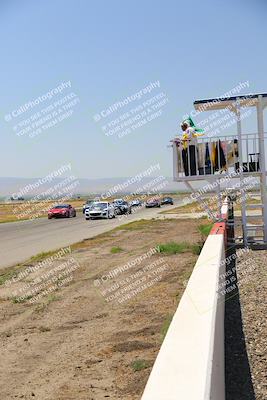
[{"x1": 0, "y1": 201, "x2": 180, "y2": 269}]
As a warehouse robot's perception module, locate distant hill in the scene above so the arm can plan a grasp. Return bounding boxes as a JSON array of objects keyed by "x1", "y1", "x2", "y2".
[{"x1": 0, "y1": 176, "x2": 186, "y2": 198}]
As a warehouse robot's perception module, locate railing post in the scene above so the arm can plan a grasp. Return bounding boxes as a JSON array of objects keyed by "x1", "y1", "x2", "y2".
[
  {"x1": 173, "y1": 142, "x2": 178, "y2": 180},
  {"x1": 236, "y1": 98, "x2": 248, "y2": 246},
  {"x1": 257, "y1": 95, "x2": 267, "y2": 242}
]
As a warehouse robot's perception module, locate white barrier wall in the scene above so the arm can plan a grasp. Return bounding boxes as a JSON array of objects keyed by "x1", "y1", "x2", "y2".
[{"x1": 141, "y1": 204, "x2": 228, "y2": 400}]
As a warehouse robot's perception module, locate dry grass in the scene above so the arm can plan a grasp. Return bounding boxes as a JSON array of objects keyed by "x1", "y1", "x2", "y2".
[
  {"x1": 161, "y1": 194, "x2": 261, "y2": 216},
  {"x1": 0, "y1": 199, "x2": 85, "y2": 223},
  {"x1": 0, "y1": 194, "x2": 184, "y2": 223}
]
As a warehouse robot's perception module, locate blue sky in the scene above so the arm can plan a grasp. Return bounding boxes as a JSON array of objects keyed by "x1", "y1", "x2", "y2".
[{"x1": 0, "y1": 0, "x2": 266, "y2": 179}]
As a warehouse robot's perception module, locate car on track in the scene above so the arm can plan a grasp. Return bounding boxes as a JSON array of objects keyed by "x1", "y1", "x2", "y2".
[
  {"x1": 113, "y1": 200, "x2": 132, "y2": 215},
  {"x1": 145, "y1": 198, "x2": 161, "y2": 208},
  {"x1": 161, "y1": 196, "x2": 174, "y2": 205},
  {"x1": 82, "y1": 200, "x2": 95, "y2": 214},
  {"x1": 130, "y1": 199, "x2": 142, "y2": 207},
  {"x1": 113, "y1": 198, "x2": 124, "y2": 204},
  {"x1": 85, "y1": 201, "x2": 115, "y2": 219},
  {"x1": 48, "y1": 204, "x2": 76, "y2": 219},
  {"x1": 112, "y1": 199, "x2": 124, "y2": 214}
]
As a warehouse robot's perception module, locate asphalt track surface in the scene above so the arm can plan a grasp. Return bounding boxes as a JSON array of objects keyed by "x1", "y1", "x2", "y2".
[{"x1": 0, "y1": 202, "x2": 180, "y2": 269}]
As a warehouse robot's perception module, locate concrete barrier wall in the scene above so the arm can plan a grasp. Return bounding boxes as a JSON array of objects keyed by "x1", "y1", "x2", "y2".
[{"x1": 141, "y1": 200, "x2": 229, "y2": 400}]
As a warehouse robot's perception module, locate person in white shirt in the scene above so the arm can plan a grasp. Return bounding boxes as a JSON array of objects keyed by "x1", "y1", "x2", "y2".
[{"x1": 181, "y1": 120, "x2": 203, "y2": 176}]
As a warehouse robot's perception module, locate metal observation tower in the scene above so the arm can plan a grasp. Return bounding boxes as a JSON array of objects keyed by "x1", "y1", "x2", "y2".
[{"x1": 172, "y1": 93, "x2": 267, "y2": 247}]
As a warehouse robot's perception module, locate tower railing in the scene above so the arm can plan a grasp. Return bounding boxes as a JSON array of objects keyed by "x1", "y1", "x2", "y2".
[{"x1": 172, "y1": 133, "x2": 267, "y2": 181}]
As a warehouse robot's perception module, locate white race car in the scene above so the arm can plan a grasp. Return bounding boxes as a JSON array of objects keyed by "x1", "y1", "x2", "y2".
[{"x1": 85, "y1": 201, "x2": 116, "y2": 220}]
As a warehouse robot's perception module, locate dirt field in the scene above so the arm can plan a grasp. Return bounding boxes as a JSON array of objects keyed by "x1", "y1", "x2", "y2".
[{"x1": 0, "y1": 218, "x2": 203, "y2": 400}]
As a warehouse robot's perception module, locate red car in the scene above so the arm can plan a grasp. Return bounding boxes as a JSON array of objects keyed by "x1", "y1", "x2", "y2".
[
  {"x1": 48, "y1": 204, "x2": 76, "y2": 219},
  {"x1": 145, "y1": 197, "x2": 161, "y2": 208}
]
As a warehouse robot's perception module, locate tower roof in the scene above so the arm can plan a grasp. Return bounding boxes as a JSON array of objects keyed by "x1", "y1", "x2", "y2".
[{"x1": 194, "y1": 93, "x2": 267, "y2": 111}]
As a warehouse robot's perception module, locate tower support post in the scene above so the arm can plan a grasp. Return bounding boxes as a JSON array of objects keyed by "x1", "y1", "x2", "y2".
[
  {"x1": 236, "y1": 99, "x2": 248, "y2": 246},
  {"x1": 257, "y1": 95, "x2": 267, "y2": 242}
]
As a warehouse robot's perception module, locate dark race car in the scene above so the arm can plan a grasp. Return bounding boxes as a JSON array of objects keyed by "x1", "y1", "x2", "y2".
[
  {"x1": 113, "y1": 200, "x2": 132, "y2": 215},
  {"x1": 161, "y1": 197, "x2": 174, "y2": 205},
  {"x1": 82, "y1": 200, "x2": 94, "y2": 214}
]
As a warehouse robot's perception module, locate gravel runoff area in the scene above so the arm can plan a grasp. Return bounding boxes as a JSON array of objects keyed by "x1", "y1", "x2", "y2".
[{"x1": 225, "y1": 247, "x2": 267, "y2": 400}]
